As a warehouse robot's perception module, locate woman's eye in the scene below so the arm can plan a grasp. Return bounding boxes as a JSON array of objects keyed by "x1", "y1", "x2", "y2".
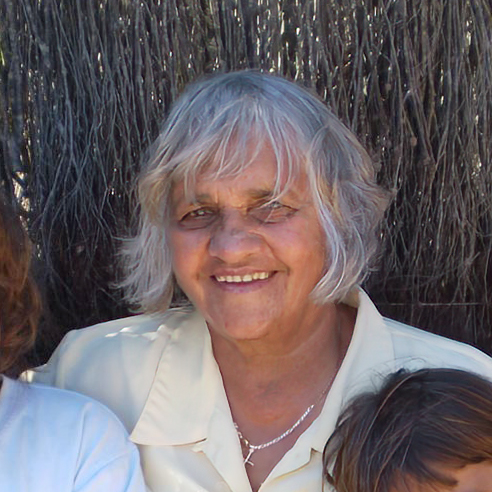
[
  {"x1": 178, "y1": 208, "x2": 217, "y2": 229},
  {"x1": 250, "y1": 201, "x2": 295, "y2": 223}
]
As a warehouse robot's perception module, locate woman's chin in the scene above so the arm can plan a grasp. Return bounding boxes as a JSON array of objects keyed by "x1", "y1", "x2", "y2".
[{"x1": 205, "y1": 308, "x2": 283, "y2": 343}]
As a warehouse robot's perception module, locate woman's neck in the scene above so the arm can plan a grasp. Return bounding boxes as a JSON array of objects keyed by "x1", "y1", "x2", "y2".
[{"x1": 210, "y1": 302, "x2": 356, "y2": 492}]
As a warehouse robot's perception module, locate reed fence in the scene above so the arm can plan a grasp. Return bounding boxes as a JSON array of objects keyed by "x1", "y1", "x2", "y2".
[{"x1": 1, "y1": 0, "x2": 491, "y2": 361}]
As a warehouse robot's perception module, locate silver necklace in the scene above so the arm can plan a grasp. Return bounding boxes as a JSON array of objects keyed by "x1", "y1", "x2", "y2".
[
  {"x1": 234, "y1": 372, "x2": 338, "y2": 466},
  {"x1": 234, "y1": 315, "x2": 344, "y2": 466},
  {"x1": 234, "y1": 401, "x2": 318, "y2": 466}
]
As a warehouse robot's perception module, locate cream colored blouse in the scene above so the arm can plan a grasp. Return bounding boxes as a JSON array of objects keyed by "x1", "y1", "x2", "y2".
[{"x1": 29, "y1": 290, "x2": 492, "y2": 492}]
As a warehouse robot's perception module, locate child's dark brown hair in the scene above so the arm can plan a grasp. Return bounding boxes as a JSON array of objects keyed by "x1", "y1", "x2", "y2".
[
  {"x1": 323, "y1": 368, "x2": 492, "y2": 491},
  {"x1": 0, "y1": 192, "x2": 40, "y2": 377}
]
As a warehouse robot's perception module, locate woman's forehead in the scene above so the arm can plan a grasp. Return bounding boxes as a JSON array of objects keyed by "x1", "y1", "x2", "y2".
[
  {"x1": 171, "y1": 156, "x2": 312, "y2": 205},
  {"x1": 173, "y1": 131, "x2": 305, "y2": 180}
]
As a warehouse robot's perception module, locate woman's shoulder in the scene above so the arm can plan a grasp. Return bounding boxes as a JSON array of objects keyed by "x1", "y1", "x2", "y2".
[
  {"x1": 32, "y1": 307, "x2": 194, "y2": 375},
  {"x1": 27, "y1": 307, "x2": 197, "y2": 429},
  {"x1": 353, "y1": 289, "x2": 492, "y2": 375},
  {"x1": 63, "y1": 307, "x2": 194, "y2": 344},
  {"x1": 382, "y1": 316, "x2": 492, "y2": 373}
]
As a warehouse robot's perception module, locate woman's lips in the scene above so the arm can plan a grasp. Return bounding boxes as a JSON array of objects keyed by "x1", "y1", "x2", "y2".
[
  {"x1": 214, "y1": 272, "x2": 272, "y2": 283},
  {"x1": 214, "y1": 272, "x2": 272, "y2": 284}
]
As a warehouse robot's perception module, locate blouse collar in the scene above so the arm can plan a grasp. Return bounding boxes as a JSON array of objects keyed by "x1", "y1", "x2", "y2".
[{"x1": 130, "y1": 289, "x2": 395, "y2": 457}]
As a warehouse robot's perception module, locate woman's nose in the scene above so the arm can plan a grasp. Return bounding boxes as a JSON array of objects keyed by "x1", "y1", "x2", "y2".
[{"x1": 208, "y1": 210, "x2": 262, "y2": 263}]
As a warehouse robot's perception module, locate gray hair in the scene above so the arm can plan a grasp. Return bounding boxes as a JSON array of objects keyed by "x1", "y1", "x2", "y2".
[{"x1": 121, "y1": 71, "x2": 389, "y2": 313}]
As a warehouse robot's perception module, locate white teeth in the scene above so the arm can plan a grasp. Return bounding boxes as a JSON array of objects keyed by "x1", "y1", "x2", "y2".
[
  {"x1": 215, "y1": 272, "x2": 270, "y2": 283},
  {"x1": 252, "y1": 272, "x2": 269, "y2": 280}
]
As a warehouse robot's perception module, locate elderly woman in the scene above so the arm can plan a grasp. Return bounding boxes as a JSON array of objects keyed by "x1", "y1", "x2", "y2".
[{"x1": 32, "y1": 71, "x2": 492, "y2": 492}]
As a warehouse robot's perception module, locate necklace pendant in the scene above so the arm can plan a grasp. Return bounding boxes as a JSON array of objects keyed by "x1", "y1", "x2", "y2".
[{"x1": 244, "y1": 447, "x2": 255, "y2": 466}]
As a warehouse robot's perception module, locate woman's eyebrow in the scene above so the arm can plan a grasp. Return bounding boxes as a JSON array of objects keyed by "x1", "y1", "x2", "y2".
[
  {"x1": 247, "y1": 189, "x2": 275, "y2": 201},
  {"x1": 191, "y1": 193, "x2": 213, "y2": 203},
  {"x1": 175, "y1": 192, "x2": 212, "y2": 207},
  {"x1": 187, "y1": 189, "x2": 275, "y2": 204},
  {"x1": 176, "y1": 188, "x2": 298, "y2": 207},
  {"x1": 248, "y1": 187, "x2": 303, "y2": 203}
]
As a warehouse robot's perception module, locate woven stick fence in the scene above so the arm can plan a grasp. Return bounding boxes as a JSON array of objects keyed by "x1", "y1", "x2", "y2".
[{"x1": 0, "y1": 0, "x2": 491, "y2": 362}]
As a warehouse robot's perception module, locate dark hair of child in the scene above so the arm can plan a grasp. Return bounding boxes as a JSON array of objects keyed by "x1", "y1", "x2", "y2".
[
  {"x1": 0, "y1": 192, "x2": 40, "y2": 377},
  {"x1": 323, "y1": 368, "x2": 492, "y2": 492}
]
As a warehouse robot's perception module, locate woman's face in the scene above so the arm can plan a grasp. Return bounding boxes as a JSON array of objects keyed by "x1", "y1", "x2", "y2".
[{"x1": 168, "y1": 144, "x2": 328, "y2": 345}]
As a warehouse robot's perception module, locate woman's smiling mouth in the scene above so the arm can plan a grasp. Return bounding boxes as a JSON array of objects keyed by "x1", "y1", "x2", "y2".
[{"x1": 214, "y1": 272, "x2": 273, "y2": 283}]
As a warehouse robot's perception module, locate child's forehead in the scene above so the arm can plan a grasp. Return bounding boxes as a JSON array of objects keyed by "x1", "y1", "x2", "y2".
[
  {"x1": 393, "y1": 461, "x2": 492, "y2": 492},
  {"x1": 440, "y1": 460, "x2": 492, "y2": 492}
]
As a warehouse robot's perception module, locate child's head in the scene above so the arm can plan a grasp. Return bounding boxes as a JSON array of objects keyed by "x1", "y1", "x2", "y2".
[
  {"x1": 0, "y1": 191, "x2": 40, "y2": 377},
  {"x1": 323, "y1": 368, "x2": 492, "y2": 492}
]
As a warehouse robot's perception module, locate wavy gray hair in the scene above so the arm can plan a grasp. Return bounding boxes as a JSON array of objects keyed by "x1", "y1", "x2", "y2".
[{"x1": 121, "y1": 71, "x2": 389, "y2": 313}]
